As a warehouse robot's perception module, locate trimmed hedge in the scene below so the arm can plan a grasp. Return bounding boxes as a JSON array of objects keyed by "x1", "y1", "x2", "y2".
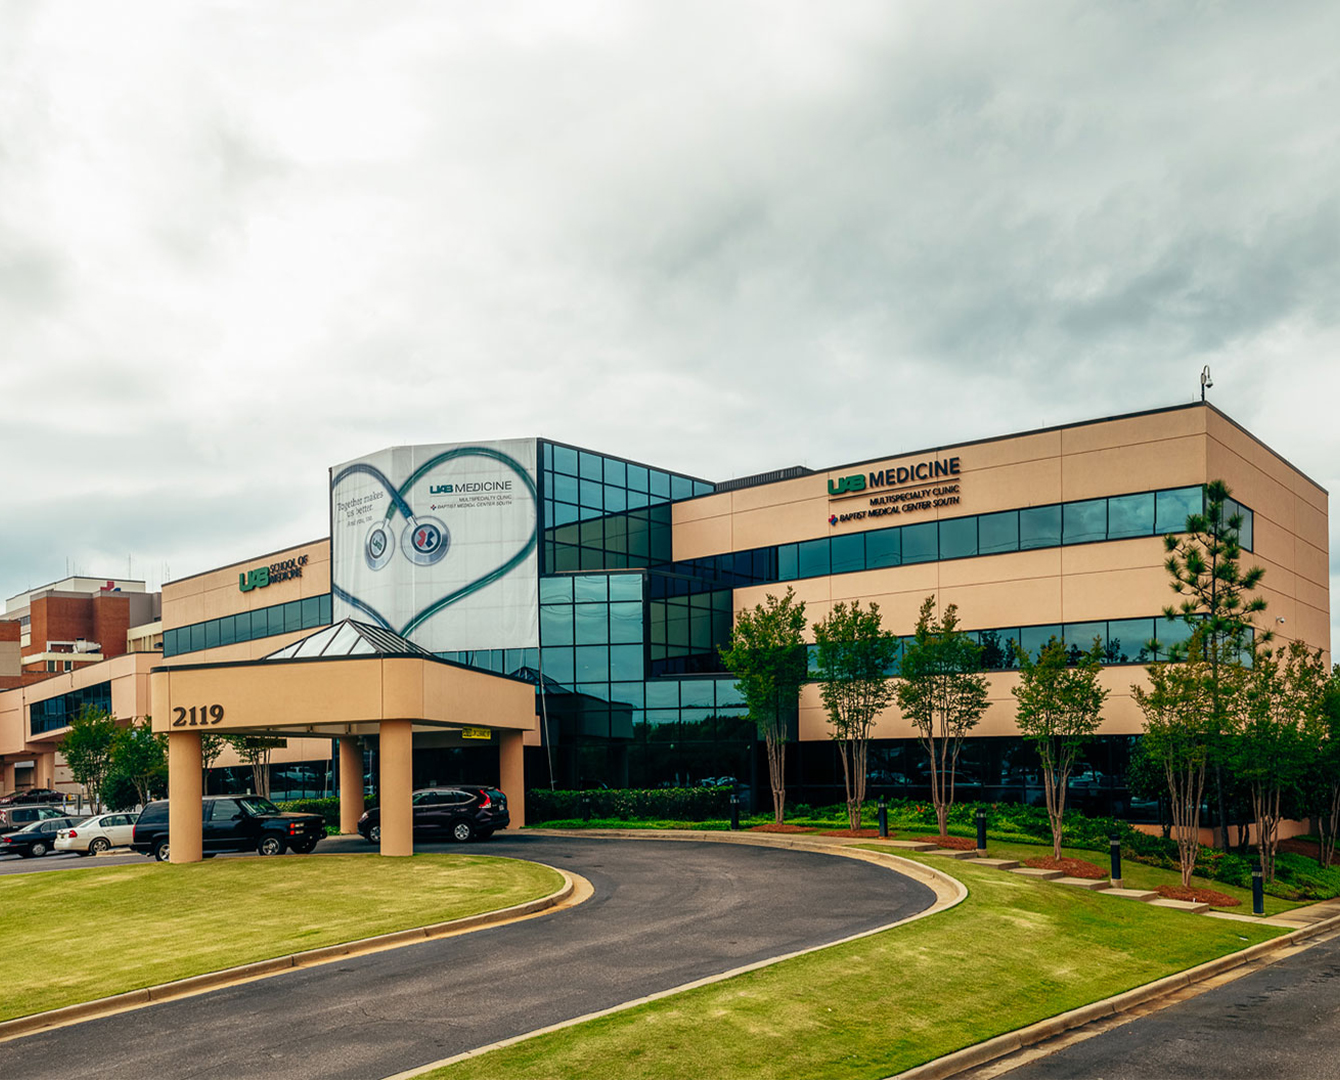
[{"x1": 526, "y1": 787, "x2": 735, "y2": 823}]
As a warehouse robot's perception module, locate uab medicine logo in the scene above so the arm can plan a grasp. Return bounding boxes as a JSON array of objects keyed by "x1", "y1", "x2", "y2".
[
  {"x1": 828, "y1": 474, "x2": 866, "y2": 496},
  {"x1": 239, "y1": 554, "x2": 309, "y2": 592},
  {"x1": 430, "y1": 484, "x2": 454, "y2": 494}
]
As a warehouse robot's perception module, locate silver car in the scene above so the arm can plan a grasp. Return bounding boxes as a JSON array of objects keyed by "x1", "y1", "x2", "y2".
[{"x1": 55, "y1": 812, "x2": 139, "y2": 854}]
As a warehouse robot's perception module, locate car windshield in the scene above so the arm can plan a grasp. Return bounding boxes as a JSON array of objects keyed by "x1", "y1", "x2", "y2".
[{"x1": 239, "y1": 797, "x2": 280, "y2": 815}]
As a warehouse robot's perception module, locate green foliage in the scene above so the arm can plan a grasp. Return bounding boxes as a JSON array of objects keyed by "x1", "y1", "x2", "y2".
[
  {"x1": 719, "y1": 588, "x2": 807, "y2": 822},
  {"x1": 526, "y1": 787, "x2": 735, "y2": 823},
  {"x1": 274, "y1": 797, "x2": 344, "y2": 827},
  {"x1": 224, "y1": 735, "x2": 288, "y2": 798},
  {"x1": 99, "y1": 771, "x2": 145, "y2": 812},
  {"x1": 107, "y1": 718, "x2": 167, "y2": 807},
  {"x1": 813, "y1": 599, "x2": 899, "y2": 830},
  {"x1": 58, "y1": 706, "x2": 119, "y2": 808}
]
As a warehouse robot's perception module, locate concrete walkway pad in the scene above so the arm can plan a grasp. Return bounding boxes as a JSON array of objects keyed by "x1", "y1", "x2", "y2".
[
  {"x1": 1148, "y1": 897, "x2": 1210, "y2": 913},
  {"x1": 1103, "y1": 887, "x2": 1158, "y2": 901},
  {"x1": 1011, "y1": 866, "x2": 1064, "y2": 880},
  {"x1": 1054, "y1": 876, "x2": 1109, "y2": 890}
]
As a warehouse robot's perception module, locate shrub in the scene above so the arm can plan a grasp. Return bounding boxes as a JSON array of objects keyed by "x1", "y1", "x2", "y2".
[
  {"x1": 526, "y1": 787, "x2": 734, "y2": 823},
  {"x1": 275, "y1": 797, "x2": 344, "y2": 827}
]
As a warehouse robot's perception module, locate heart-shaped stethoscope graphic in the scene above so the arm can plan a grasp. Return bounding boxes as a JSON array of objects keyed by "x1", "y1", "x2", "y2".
[{"x1": 330, "y1": 445, "x2": 538, "y2": 639}]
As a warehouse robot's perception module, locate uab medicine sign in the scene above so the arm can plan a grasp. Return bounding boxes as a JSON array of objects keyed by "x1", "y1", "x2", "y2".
[
  {"x1": 828, "y1": 455, "x2": 963, "y2": 526},
  {"x1": 239, "y1": 554, "x2": 309, "y2": 593}
]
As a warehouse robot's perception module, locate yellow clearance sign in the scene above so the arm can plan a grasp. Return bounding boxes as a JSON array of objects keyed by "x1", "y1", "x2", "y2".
[{"x1": 461, "y1": 727, "x2": 492, "y2": 740}]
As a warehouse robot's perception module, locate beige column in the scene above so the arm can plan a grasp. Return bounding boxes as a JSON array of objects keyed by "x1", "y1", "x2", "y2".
[
  {"x1": 338, "y1": 737, "x2": 364, "y2": 834},
  {"x1": 1, "y1": 762, "x2": 14, "y2": 794},
  {"x1": 499, "y1": 730, "x2": 525, "y2": 829},
  {"x1": 378, "y1": 720, "x2": 413, "y2": 856},
  {"x1": 37, "y1": 751, "x2": 57, "y2": 789},
  {"x1": 168, "y1": 731, "x2": 203, "y2": 864}
]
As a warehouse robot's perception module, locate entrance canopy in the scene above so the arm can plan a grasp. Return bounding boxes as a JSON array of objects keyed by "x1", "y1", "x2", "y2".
[{"x1": 149, "y1": 619, "x2": 538, "y2": 741}]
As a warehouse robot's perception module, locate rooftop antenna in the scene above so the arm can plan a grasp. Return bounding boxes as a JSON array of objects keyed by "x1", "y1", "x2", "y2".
[{"x1": 1200, "y1": 365, "x2": 1213, "y2": 402}]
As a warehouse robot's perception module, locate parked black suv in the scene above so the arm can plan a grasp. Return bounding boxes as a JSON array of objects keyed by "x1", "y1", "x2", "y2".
[
  {"x1": 131, "y1": 795, "x2": 325, "y2": 862},
  {"x1": 357, "y1": 786, "x2": 509, "y2": 844}
]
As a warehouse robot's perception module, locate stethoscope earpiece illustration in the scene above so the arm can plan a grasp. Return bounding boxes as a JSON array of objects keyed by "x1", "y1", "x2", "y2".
[
  {"x1": 364, "y1": 522, "x2": 396, "y2": 571},
  {"x1": 401, "y1": 515, "x2": 450, "y2": 566}
]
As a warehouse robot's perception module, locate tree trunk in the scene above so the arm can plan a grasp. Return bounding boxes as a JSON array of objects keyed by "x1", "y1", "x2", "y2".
[
  {"x1": 766, "y1": 733, "x2": 786, "y2": 824},
  {"x1": 1323, "y1": 784, "x2": 1340, "y2": 869}
]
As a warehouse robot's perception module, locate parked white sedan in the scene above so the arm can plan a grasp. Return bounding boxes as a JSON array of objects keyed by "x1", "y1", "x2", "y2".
[{"x1": 55, "y1": 812, "x2": 139, "y2": 854}]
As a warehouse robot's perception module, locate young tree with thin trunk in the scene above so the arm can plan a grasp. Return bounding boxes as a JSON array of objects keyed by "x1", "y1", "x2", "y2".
[
  {"x1": 1235, "y1": 641, "x2": 1323, "y2": 882},
  {"x1": 59, "y1": 705, "x2": 119, "y2": 813},
  {"x1": 199, "y1": 732, "x2": 227, "y2": 792},
  {"x1": 109, "y1": 718, "x2": 168, "y2": 808},
  {"x1": 1133, "y1": 632, "x2": 1222, "y2": 887},
  {"x1": 1012, "y1": 637, "x2": 1108, "y2": 860},
  {"x1": 813, "y1": 600, "x2": 900, "y2": 831},
  {"x1": 225, "y1": 735, "x2": 287, "y2": 798},
  {"x1": 1161, "y1": 479, "x2": 1270, "y2": 849},
  {"x1": 720, "y1": 588, "x2": 807, "y2": 824},
  {"x1": 1312, "y1": 666, "x2": 1340, "y2": 869},
  {"x1": 896, "y1": 596, "x2": 989, "y2": 839}
]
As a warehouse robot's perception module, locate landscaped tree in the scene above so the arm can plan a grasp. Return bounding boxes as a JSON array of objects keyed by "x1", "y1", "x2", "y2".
[
  {"x1": 225, "y1": 735, "x2": 287, "y2": 798},
  {"x1": 1160, "y1": 479, "x2": 1270, "y2": 849},
  {"x1": 1235, "y1": 641, "x2": 1325, "y2": 882},
  {"x1": 1012, "y1": 637, "x2": 1109, "y2": 860},
  {"x1": 1132, "y1": 631, "x2": 1224, "y2": 887},
  {"x1": 812, "y1": 599, "x2": 900, "y2": 831},
  {"x1": 199, "y1": 731, "x2": 227, "y2": 791},
  {"x1": 59, "y1": 705, "x2": 119, "y2": 812},
  {"x1": 895, "y1": 596, "x2": 990, "y2": 839},
  {"x1": 107, "y1": 718, "x2": 168, "y2": 808},
  {"x1": 720, "y1": 587, "x2": 808, "y2": 824},
  {"x1": 1309, "y1": 665, "x2": 1340, "y2": 868}
]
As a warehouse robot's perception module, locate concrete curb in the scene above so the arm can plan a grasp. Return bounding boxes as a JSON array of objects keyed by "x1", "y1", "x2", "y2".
[
  {"x1": 382, "y1": 830, "x2": 967, "y2": 1080},
  {"x1": 883, "y1": 911, "x2": 1340, "y2": 1080},
  {"x1": 0, "y1": 867, "x2": 578, "y2": 1044}
]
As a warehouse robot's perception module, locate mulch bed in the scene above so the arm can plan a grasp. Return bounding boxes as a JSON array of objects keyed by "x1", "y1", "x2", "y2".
[
  {"x1": 749, "y1": 823, "x2": 816, "y2": 833},
  {"x1": 818, "y1": 828, "x2": 883, "y2": 837},
  {"x1": 909, "y1": 835, "x2": 978, "y2": 851},
  {"x1": 1023, "y1": 856, "x2": 1107, "y2": 879},
  {"x1": 1278, "y1": 837, "x2": 1323, "y2": 861},
  {"x1": 1156, "y1": 885, "x2": 1241, "y2": 907}
]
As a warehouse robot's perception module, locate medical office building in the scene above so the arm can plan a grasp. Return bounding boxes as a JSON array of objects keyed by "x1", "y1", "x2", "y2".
[{"x1": 0, "y1": 402, "x2": 1329, "y2": 829}]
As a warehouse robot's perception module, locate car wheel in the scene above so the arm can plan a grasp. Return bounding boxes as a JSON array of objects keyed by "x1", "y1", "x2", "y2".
[
  {"x1": 89, "y1": 837, "x2": 110, "y2": 854},
  {"x1": 257, "y1": 835, "x2": 285, "y2": 857},
  {"x1": 154, "y1": 839, "x2": 171, "y2": 862},
  {"x1": 369, "y1": 824, "x2": 381, "y2": 844},
  {"x1": 451, "y1": 820, "x2": 476, "y2": 843},
  {"x1": 30, "y1": 840, "x2": 48, "y2": 857}
]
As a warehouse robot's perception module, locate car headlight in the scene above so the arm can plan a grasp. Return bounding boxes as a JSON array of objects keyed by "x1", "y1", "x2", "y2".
[{"x1": 358, "y1": 812, "x2": 368, "y2": 823}]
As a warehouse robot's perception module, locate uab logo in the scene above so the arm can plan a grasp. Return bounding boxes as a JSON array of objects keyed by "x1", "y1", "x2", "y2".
[
  {"x1": 828, "y1": 474, "x2": 866, "y2": 496},
  {"x1": 238, "y1": 566, "x2": 269, "y2": 592},
  {"x1": 429, "y1": 484, "x2": 453, "y2": 494}
]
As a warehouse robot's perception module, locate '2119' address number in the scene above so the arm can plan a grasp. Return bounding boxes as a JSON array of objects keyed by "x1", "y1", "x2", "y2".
[{"x1": 171, "y1": 705, "x2": 225, "y2": 726}]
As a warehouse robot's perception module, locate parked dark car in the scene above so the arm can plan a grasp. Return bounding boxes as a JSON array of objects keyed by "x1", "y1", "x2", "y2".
[
  {"x1": 358, "y1": 786, "x2": 509, "y2": 844},
  {"x1": 131, "y1": 795, "x2": 325, "y2": 862},
  {"x1": 0, "y1": 788, "x2": 65, "y2": 806},
  {"x1": 0, "y1": 805, "x2": 67, "y2": 830},
  {"x1": 0, "y1": 816, "x2": 85, "y2": 858}
]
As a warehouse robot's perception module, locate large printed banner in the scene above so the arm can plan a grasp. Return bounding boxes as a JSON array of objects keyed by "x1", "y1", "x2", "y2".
[{"x1": 330, "y1": 439, "x2": 539, "y2": 653}]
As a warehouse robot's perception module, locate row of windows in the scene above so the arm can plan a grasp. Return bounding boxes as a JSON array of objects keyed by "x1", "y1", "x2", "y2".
[
  {"x1": 668, "y1": 486, "x2": 1253, "y2": 589},
  {"x1": 30, "y1": 682, "x2": 111, "y2": 736},
  {"x1": 164, "y1": 594, "x2": 333, "y2": 657},
  {"x1": 435, "y1": 648, "x2": 540, "y2": 677},
  {"x1": 542, "y1": 441, "x2": 714, "y2": 500}
]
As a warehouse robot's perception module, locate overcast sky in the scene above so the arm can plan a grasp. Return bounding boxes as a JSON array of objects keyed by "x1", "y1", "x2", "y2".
[{"x1": 2, "y1": 2, "x2": 1338, "y2": 645}]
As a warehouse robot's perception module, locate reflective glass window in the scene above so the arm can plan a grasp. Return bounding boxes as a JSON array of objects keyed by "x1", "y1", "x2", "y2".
[
  {"x1": 645, "y1": 680, "x2": 679, "y2": 707},
  {"x1": 540, "y1": 647, "x2": 574, "y2": 684},
  {"x1": 551, "y1": 502, "x2": 579, "y2": 527},
  {"x1": 866, "y1": 529, "x2": 901, "y2": 569},
  {"x1": 552, "y1": 473, "x2": 579, "y2": 504},
  {"x1": 1018, "y1": 624, "x2": 1062, "y2": 660},
  {"x1": 218, "y1": 615, "x2": 236, "y2": 647},
  {"x1": 302, "y1": 596, "x2": 321, "y2": 626},
  {"x1": 1224, "y1": 498, "x2": 1253, "y2": 550},
  {"x1": 609, "y1": 682, "x2": 644, "y2": 707},
  {"x1": 830, "y1": 532, "x2": 865, "y2": 574},
  {"x1": 553, "y1": 445, "x2": 578, "y2": 475},
  {"x1": 1107, "y1": 619, "x2": 1154, "y2": 664},
  {"x1": 671, "y1": 476, "x2": 692, "y2": 500},
  {"x1": 1064, "y1": 622, "x2": 1107, "y2": 657},
  {"x1": 574, "y1": 575, "x2": 608, "y2": 603},
  {"x1": 579, "y1": 451, "x2": 603, "y2": 479},
  {"x1": 1020, "y1": 505, "x2": 1062, "y2": 549},
  {"x1": 626, "y1": 464, "x2": 649, "y2": 491},
  {"x1": 190, "y1": 623, "x2": 205, "y2": 651},
  {"x1": 777, "y1": 544, "x2": 798, "y2": 581},
  {"x1": 902, "y1": 522, "x2": 937, "y2": 564},
  {"x1": 978, "y1": 511, "x2": 1019, "y2": 555},
  {"x1": 540, "y1": 576, "x2": 573, "y2": 604},
  {"x1": 1107, "y1": 492, "x2": 1155, "y2": 539},
  {"x1": 608, "y1": 602, "x2": 643, "y2": 643},
  {"x1": 649, "y1": 470, "x2": 670, "y2": 498},
  {"x1": 268, "y1": 606, "x2": 285, "y2": 636},
  {"x1": 579, "y1": 478, "x2": 604, "y2": 509},
  {"x1": 575, "y1": 645, "x2": 609, "y2": 681},
  {"x1": 1156, "y1": 486, "x2": 1202, "y2": 535},
  {"x1": 694, "y1": 481, "x2": 714, "y2": 496},
  {"x1": 1153, "y1": 617, "x2": 1196, "y2": 660},
  {"x1": 251, "y1": 609, "x2": 269, "y2": 639},
  {"x1": 604, "y1": 486, "x2": 627, "y2": 513},
  {"x1": 1064, "y1": 499, "x2": 1107, "y2": 544},
  {"x1": 939, "y1": 517, "x2": 978, "y2": 560},
  {"x1": 609, "y1": 574, "x2": 642, "y2": 601},
  {"x1": 540, "y1": 605, "x2": 574, "y2": 645},
  {"x1": 205, "y1": 620, "x2": 220, "y2": 649},
  {"x1": 285, "y1": 601, "x2": 303, "y2": 633},
  {"x1": 574, "y1": 604, "x2": 607, "y2": 644},
  {"x1": 319, "y1": 594, "x2": 333, "y2": 623},
  {"x1": 542, "y1": 442, "x2": 553, "y2": 470},
  {"x1": 680, "y1": 680, "x2": 714, "y2": 707},
  {"x1": 716, "y1": 680, "x2": 745, "y2": 706},
  {"x1": 797, "y1": 538, "x2": 830, "y2": 577},
  {"x1": 603, "y1": 458, "x2": 626, "y2": 487}
]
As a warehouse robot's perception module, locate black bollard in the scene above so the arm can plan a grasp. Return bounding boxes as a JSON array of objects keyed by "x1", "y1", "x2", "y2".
[
  {"x1": 878, "y1": 796, "x2": 888, "y2": 838},
  {"x1": 1252, "y1": 859, "x2": 1265, "y2": 916},
  {"x1": 976, "y1": 808, "x2": 987, "y2": 855},
  {"x1": 1110, "y1": 834, "x2": 1123, "y2": 888},
  {"x1": 581, "y1": 793, "x2": 591, "y2": 823},
  {"x1": 730, "y1": 793, "x2": 740, "y2": 831}
]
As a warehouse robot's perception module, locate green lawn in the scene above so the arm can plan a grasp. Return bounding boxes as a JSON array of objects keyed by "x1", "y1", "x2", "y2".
[
  {"x1": 426, "y1": 851, "x2": 1285, "y2": 1080},
  {"x1": 1, "y1": 854, "x2": 563, "y2": 1022}
]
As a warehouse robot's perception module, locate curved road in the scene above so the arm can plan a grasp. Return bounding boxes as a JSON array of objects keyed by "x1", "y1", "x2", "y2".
[{"x1": 2, "y1": 835, "x2": 935, "y2": 1079}]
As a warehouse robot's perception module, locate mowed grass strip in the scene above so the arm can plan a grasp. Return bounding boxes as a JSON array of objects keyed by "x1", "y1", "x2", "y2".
[
  {"x1": 427, "y1": 852, "x2": 1284, "y2": 1080},
  {"x1": 2, "y1": 853, "x2": 563, "y2": 1022}
]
